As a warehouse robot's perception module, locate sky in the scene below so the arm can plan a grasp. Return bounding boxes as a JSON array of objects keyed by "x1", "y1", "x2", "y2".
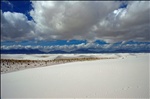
[{"x1": 1, "y1": 1, "x2": 150, "y2": 53}]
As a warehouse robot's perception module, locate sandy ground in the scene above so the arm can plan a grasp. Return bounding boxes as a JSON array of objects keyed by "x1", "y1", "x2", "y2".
[
  {"x1": 1, "y1": 53, "x2": 120, "y2": 60},
  {"x1": 1, "y1": 54, "x2": 116, "y2": 74},
  {"x1": 1, "y1": 53, "x2": 150, "y2": 98}
]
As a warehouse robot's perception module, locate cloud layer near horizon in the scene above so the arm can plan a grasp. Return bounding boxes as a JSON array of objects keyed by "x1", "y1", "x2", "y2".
[
  {"x1": 1, "y1": 1, "x2": 150, "y2": 43},
  {"x1": 2, "y1": 42, "x2": 150, "y2": 53}
]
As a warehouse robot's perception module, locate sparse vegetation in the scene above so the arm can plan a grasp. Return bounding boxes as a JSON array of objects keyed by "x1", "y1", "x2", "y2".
[{"x1": 1, "y1": 57, "x2": 115, "y2": 73}]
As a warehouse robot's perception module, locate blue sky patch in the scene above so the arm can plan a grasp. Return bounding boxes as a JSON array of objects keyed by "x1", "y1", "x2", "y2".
[{"x1": 1, "y1": 0, "x2": 33, "y2": 20}]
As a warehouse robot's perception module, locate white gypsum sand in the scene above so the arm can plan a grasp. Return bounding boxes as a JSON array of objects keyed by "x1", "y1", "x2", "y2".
[
  {"x1": 1, "y1": 54, "x2": 119, "y2": 60},
  {"x1": 1, "y1": 53, "x2": 149, "y2": 98},
  {"x1": 1, "y1": 54, "x2": 116, "y2": 73}
]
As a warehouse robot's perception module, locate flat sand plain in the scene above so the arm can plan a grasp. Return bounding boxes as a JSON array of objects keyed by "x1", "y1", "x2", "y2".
[{"x1": 1, "y1": 53, "x2": 150, "y2": 98}]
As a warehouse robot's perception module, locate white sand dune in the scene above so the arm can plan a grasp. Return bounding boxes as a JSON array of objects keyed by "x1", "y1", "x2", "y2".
[
  {"x1": 1, "y1": 53, "x2": 149, "y2": 98},
  {"x1": 1, "y1": 53, "x2": 121, "y2": 60},
  {"x1": 1, "y1": 54, "x2": 101, "y2": 74}
]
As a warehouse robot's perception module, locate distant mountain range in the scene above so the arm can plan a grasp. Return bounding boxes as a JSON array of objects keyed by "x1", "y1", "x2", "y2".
[{"x1": 1, "y1": 48, "x2": 150, "y2": 54}]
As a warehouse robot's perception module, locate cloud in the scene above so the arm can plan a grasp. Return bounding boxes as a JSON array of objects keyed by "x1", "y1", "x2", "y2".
[
  {"x1": 1, "y1": 42, "x2": 150, "y2": 53},
  {"x1": 30, "y1": 1, "x2": 150, "y2": 42},
  {"x1": 93, "y1": 1, "x2": 150, "y2": 42},
  {"x1": 1, "y1": 11, "x2": 35, "y2": 41},
  {"x1": 30, "y1": 1, "x2": 120, "y2": 41},
  {"x1": 1, "y1": 1, "x2": 150, "y2": 42}
]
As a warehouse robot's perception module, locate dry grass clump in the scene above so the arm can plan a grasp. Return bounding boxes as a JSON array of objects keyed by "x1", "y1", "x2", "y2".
[{"x1": 1, "y1": 57, "x2": 115, "y2": 73}]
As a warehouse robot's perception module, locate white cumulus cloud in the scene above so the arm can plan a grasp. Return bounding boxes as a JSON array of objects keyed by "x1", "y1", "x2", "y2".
[
  {"x1": 1, "y1": 1, "x2": 150, "y2": 42},
  {"x1": 1, "y1": 11, "x2": 35, "y2": 41},
  {"x1": 93, "y1": 1, "x2": 150, "y2": 42},
  {"x1": 1, "y1": 42, "x2": 150, "y2": 53},
  {"x1": 30, "y1": 1, "x2": 120, "y2": 41}
]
